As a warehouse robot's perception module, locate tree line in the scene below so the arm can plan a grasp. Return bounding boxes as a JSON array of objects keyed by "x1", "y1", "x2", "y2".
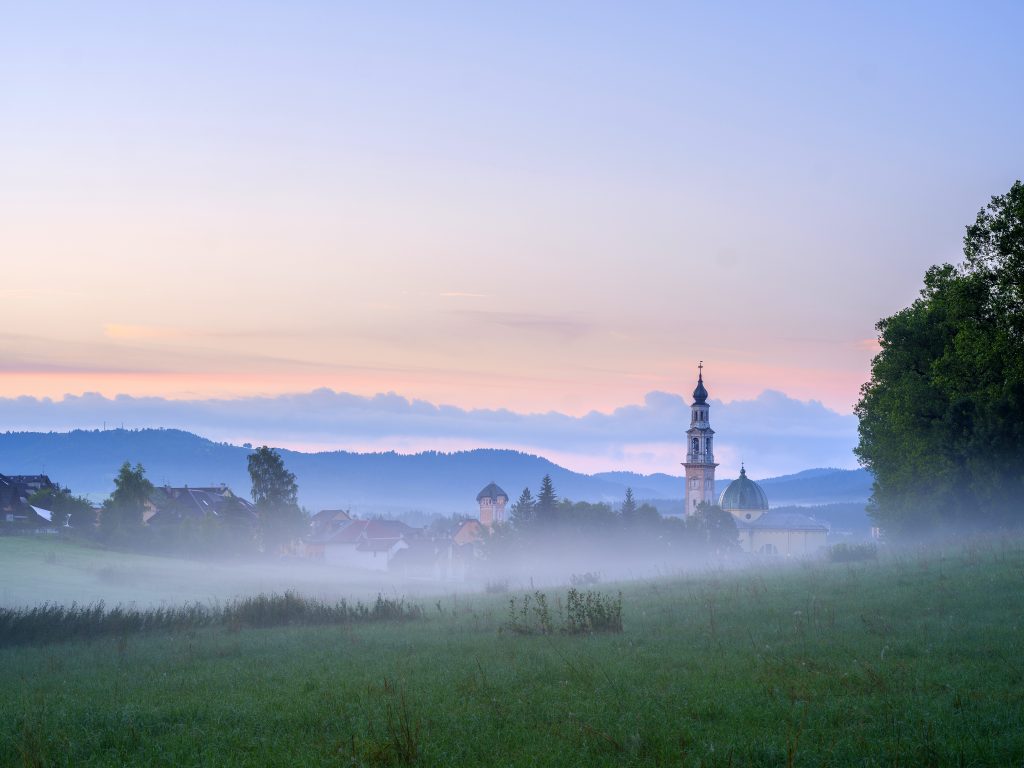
[
  {"x1": 33, "y1": 446, "x2": 307, "y2": 556},
  {"x1": 493, "y1": 473, "x2": 739, "y2": 555}
]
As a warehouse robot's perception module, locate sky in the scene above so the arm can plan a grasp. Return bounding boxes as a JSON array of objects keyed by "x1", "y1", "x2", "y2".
[{"x1": 2, "y1": 2, "x2": 1022, "y2": 474}]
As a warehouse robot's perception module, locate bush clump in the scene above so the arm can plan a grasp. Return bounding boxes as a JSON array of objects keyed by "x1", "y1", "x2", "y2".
[
  {"x1": 502, "y1": 588, "x2": 623, "y2": 635},
  {"x1": 0, "y1": 591, "x2": 424, "y2": 648}
]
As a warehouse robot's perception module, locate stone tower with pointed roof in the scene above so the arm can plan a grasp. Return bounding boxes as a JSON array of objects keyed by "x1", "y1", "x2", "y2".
[
  {"x1": 683, "y1": 363, "x2": 718, "y2": 516},
  {"x1": 476, "y1": 482, "x2": 508, "y2": 526}
]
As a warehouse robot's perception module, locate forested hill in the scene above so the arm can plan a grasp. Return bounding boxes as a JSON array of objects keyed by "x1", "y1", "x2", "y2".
[{"x1": 0, "y1": 429, "x2": 870, "y2": 516}]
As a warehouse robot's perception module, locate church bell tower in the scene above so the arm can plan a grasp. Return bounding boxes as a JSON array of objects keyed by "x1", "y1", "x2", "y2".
[{"x1": 683, "y1": 362, "x2": 718, "y2": 516}]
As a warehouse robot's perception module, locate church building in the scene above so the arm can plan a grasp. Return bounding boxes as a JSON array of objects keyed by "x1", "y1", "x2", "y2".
[
  {"x1": 683, "y1": 364, "x2": 828, "y2": 556},
  {"x1": 683, "y1": 363, "x2": 717, "y2": 516}
]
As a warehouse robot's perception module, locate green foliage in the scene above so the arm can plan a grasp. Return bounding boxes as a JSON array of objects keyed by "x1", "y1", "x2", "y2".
[
  {"x1": 509, "y1": 486, "x2": 535, "y2": 529},
  {"x1": 687, "y1": 502, "x2": 740, "y2": 553},
  {"x1": 535, "y1": 474, "x2": 557, "y2": 524},
  {"x1": 554, "y1": 498, "x2": 617, "y2": 529},
  {"x1": 619, "y1": 487, "x2": 637, "y2": 521},
  {"x1": 564, "y1": 588, "x2": 623, "y2": 634},
  {"x1": 27, "y1": 486, "x2": 94, "y2": 529},
  {"x1": 100, "y1": 462, "x2": 154, "y2": 539},
  {"x1": 501, "y1": 588, "x2": 622, "y2": 635},
  {"x1": 247, "y1": 446, "x2": 306, "y2": 553},
  {"x1": 247, "y1": 446, "x2": 298, "y2": 508},
  {"x1": 0, "y1": 591, "x2": 424, "y2": 648},
  {"x1": 856, "y1": 181, "x2": 1024, "y2": 536}
]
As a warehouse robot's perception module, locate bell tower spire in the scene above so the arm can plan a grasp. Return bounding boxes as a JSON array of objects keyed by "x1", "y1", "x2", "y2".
[{"x1": 683, "y1": 362, "x2": 718, "y2": 516}]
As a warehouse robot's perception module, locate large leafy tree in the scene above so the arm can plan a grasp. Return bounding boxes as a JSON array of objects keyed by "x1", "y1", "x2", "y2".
[
  {"x1": 101, "y1": 462, "x2": 154, "y2": 536},
  {"x1": 687, "y1": 502, "x2": 739, "y2": 553},
  {"x1": 247, "y1": 446, "x2": 306, "y2": 552},
  {"x1": 28, "y1": 486, "x2": 95, "y2": 530},
  {"x1": 855, "y1": 181, "x2": 1024, "y2": 536}
]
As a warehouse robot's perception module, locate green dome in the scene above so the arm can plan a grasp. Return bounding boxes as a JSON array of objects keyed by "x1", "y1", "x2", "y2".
[{"x1": 719, "y1": 466, "x2": 768, "y2": 511}]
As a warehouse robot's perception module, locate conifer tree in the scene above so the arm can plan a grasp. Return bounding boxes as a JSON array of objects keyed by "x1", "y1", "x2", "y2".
[
  {"x1": 620, "y1": 487, "x2": 637, "y2": 522},
  {"x1": 535, "y1": 474, "x2": 558, "y2": 525},
  {"x1": 509, "y1": 487, "x2": 535, "y2": 529}
]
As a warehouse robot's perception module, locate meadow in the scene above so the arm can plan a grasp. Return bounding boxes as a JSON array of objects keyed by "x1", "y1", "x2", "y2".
[{"x1": 2, "y1": 537, "x2": 1022, "y2": 766}]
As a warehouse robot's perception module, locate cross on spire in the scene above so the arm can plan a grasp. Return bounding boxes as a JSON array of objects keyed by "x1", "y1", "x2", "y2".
[{"x1": 698, "y1": 360, "x2": 703, "y2": 380}]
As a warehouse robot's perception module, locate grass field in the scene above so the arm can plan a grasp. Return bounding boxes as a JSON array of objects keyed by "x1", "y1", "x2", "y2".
[
  {"x1": 0, "y1": 537, "x2": 465, "y2": 608},
  {"x1": 3, "y1": 537, "x2": 1023, "y2": 766}
]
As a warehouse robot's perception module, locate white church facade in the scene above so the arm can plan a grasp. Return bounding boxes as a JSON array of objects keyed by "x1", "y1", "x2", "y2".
[{"x1": 683, "y1": 364, "x2": 828, "y2": 557}]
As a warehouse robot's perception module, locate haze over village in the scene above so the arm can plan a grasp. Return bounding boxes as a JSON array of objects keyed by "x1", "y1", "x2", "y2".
[{"x1": 3, "y1": 3, "x2": 1023, "y2": 765}]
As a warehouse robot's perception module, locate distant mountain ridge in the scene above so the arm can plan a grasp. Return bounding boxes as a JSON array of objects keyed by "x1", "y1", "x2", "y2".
[{"x1": 0, "y1": 429, "x2": 870, "y2": 516}]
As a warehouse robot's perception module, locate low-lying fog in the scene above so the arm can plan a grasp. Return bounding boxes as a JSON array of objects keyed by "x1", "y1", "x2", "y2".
[{"x1": 1, "y1": 535, "x2": 742, "y2": 609}]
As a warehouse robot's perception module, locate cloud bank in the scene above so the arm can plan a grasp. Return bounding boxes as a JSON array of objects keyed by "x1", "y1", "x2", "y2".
[{"x1": 0, "y1": 389, "x2": 857, "y2": 477}]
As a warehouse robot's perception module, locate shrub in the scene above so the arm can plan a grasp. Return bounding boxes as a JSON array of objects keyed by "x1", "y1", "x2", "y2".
[
  {"x1": 0, "y1": 591, "x2": 424, "y2": 648},
  {"x1": 828, "y1": 542, "x2": 878, "y2": 563},
  {"x1": 565, "y1": 588, "x2": 623, "y2": 634},
  {"x1": 502, "y1": 589, "x2": 622, "y2": 635}
]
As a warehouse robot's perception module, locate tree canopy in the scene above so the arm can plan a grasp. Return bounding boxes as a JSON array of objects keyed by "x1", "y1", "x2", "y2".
[
  {"x1": 101, "y1": 462, "x2": 154, "y2": 537},
  {"x1": 855, "y1": 181, "x2": 1024, "y2": 536},
  {"x1": 28, "y1": 486, "x2": 94, "y2": 529},
  {"x1": 247, "y1": 446, "x2": 305, "y2": 552}
]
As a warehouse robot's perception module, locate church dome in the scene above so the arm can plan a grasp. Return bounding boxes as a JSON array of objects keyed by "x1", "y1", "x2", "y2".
[{"x1": 719, "y1": 466, "x2": 768, "y2": 512}]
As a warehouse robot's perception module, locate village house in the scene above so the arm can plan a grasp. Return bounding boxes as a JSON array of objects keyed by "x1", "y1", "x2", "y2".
[
  {"x1": 306, "y1": 518, "x2": 416, "y2": 571},
  {"x1": 0, "y1": 474, "x2": 58, "y2": 527},
  {"x1": 146, "y1": 485, "x2": 258, "y2": 529}
]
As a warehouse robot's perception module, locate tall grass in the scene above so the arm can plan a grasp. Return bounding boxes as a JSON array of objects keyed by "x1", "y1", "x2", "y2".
[
  {"x1": 502, "y1": 588, "x2": 623, "y2": 635},
  {"x1": 0, "y1": 591, "x2": 424, "y2": 647}
]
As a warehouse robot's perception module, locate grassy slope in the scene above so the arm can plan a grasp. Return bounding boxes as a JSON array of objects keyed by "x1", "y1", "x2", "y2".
[
  {"x1": 0, "y1": 538, "x2": 457, "y2": 607},
  {"x1": 3, "y1": 541, "x2": 1023, "y2": 766}
]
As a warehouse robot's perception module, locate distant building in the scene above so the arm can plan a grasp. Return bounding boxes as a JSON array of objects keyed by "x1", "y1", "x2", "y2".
[
  {"x1": 309, "y1": 508, "x2": 352, "y2": 539},
  {"x1": 454, "y1": 518, "x2": 485, "y2": 546},
  {"x1": 682, "y1": 364, "x2": 717, "y2": 516},
  {"x1": 719, "y1": 466, "x2": 828, "y2": 556},
  {"x1": 476, "y1": 482, "x2": 508, "y2": 526},
  {"x1": 311, "y1": 519, "x2": 415, "y2": 571},
  {"x1": 683, "y1": 364, "x2": 828, "y2": 556},
  {"x1": 146, "y1": 485, "x2": 258, "y2": 528},
  {"x1": 0, "y1": 474, "x2": 57, "y2": 527}
]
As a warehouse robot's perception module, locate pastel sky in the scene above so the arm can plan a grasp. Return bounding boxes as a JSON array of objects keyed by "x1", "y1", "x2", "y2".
[{"x1": 2, "y1": 2, "x2": 1022, "y2": 472}]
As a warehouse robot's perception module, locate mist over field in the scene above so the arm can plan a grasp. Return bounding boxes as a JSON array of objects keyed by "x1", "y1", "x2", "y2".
[{"x1": 4, "y1": 0, "x2": 1023, "y2": 763}]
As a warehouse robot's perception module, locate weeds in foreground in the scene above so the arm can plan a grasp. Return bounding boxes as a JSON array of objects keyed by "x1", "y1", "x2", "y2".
[
  {"x1": 828, "y1": 542, "x2": 878, "y2": 562},
  {"x1": 502, "y1": 588, "x2": 622, "y2": 635},
  {"x1": 0, "y1": 591, "x2": 424, "y2": 647}
]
